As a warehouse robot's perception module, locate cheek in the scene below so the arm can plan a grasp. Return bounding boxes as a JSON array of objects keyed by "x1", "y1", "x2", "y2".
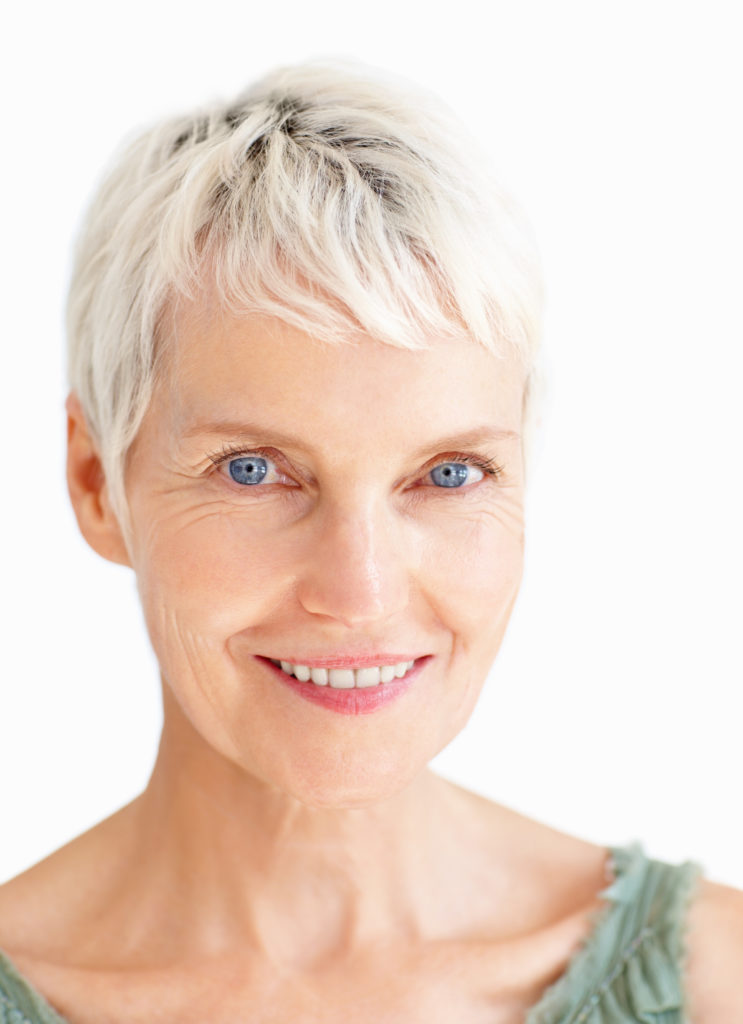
[
  {"x1": 131, "y1": 504, "x2": 298, "y2": 644},
  {"x1": 420, "y1": 509, "x2": 524, "y2": 637},
  {"x1": 418, "y1": 513, "x2": 524, "y2": 743}
]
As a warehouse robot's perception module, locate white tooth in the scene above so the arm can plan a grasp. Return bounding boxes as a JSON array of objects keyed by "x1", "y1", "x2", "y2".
[
  {"x1": 380, "y1": 665, "x2": 396, "y2": 683},
  {"x1": 407, "y1": 660, "x2": 415, "y2": 670},
  {"x1": 328, "y1": 669, "x2": 355, "y2": 689},
  {"x1": 356, "y1": 667, "x2": 381, "y2": 688},
  {"x1": 394, "y1": 661, "x2": 408, "y2": 678},
  {"x1": 310, "y1": 667, "x2": 328, "y2": 686},
  {"x1": 280, "y1": 661, "x2": 293, "y2": 674},
  {"x1": 294, "y1": 664, "x2": 311, "y2": 682}
]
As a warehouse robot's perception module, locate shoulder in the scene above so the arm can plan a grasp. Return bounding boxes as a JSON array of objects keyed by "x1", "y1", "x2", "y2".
[{"x1": 684, "y1": 876, "x2": 743, "y2": 1022}]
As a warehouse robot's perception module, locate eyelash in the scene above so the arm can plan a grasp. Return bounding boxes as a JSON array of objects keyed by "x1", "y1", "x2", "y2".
[
  {"x1": 445, "y1": 454, "x2": 503, "y2": 478},
  {"x1": 206, "y1": 445, "x2": 504, "y2": 485},
  {"x1": 208, "y1": 444, "x2": 282, "y2": 470}
]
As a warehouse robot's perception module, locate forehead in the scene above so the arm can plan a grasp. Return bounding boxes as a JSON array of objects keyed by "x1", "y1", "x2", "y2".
[{"x1": 162, "y1": 299, "x2": 526, "y2": 451}]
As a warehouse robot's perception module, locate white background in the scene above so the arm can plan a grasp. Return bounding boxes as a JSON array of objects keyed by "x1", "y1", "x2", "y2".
[{"x1": 1, "y1": 1, "x2": 741, "y2": 887}]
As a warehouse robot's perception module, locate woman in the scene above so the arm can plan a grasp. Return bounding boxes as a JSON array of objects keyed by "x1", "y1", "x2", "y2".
[{"x1": 0, "y1": 61, "x2": 740, "y2": 1023}]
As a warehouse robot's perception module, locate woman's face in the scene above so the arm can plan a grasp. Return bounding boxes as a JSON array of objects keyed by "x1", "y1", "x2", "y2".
[{"x1": 123, "y1": 299, "x2": 526, "y2": 807}]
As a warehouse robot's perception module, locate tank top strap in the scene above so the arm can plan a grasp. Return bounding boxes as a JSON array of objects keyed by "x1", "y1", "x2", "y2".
[
  {"x1": 0, "y1": 950, "x2": 69, "y2": 1024},
  {"x1": 527, "y1": 842, "x2": 704, "y2": 1023}
]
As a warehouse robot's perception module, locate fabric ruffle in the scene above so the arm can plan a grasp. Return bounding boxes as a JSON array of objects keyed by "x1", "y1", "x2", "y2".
[
  {"x1": 526, "y1": 842, "x2": 703, "y2": 1023},
  {"x1": 0, "y1": 951, "x2": 68, "y2": 1024}
]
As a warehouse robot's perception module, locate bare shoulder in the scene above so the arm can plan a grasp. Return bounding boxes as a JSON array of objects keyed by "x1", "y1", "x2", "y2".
[
  {"x1": 685, "y1": 876, "x2": 743, "y2": 1022},
  {"x1": 0, "y1": 800, "x2": 139, "y2": 958}
]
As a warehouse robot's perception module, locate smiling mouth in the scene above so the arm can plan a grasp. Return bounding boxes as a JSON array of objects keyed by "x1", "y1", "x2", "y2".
[{"x1": 269, "y1": 659, "x2": 416, "y2": 689}]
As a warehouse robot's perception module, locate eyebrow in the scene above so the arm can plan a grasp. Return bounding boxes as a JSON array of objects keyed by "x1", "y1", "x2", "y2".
[
  {"x1": 183, "y1": 420, "x2": 520, "y2": 455},
  {"x1": 408, "y1": 426, "x2": 521, "y2": 458}
]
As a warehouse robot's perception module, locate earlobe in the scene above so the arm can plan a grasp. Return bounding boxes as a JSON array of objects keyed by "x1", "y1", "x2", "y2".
[{"x1": 65, "y1": 392, "x2": 132, "y2": 567}]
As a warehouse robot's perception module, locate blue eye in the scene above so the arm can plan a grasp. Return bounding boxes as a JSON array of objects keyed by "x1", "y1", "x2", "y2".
[
  {"x1": 228, "y1": 456, "x2": 270, "y2": 486},
  {"x1": 430, "y1": 462, "x2": 482, "y2": 488}
]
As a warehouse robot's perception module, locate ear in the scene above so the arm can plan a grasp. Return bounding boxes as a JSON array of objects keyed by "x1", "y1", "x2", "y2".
[{"x1": 66, "y1": 392, "x2": 132, "y2": 567}]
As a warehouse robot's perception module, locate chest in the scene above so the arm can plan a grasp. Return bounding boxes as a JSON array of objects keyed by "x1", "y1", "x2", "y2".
[{"x1": 6, "y1": 939, "x2": 571, "y2": 1024}]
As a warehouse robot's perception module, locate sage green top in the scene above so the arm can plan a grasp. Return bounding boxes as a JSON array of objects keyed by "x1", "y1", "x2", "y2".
[{"x1": 0, "y1": 842, "x2": 702, "y2": 1024}]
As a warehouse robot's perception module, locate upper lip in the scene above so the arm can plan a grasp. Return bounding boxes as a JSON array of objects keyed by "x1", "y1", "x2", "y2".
[{"x1": 259, "y1": 653, "x2": 426, "y2": 669}]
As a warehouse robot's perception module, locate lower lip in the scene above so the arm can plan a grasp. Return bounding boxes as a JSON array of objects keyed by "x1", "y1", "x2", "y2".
[{"x1": 257, "y1": 656, "x2": 429, "y2": 715}]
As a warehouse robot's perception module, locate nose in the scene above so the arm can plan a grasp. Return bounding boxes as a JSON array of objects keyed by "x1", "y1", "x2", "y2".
[{"x1": 296, "y1": 501, "x2": 410, "y2": 628}]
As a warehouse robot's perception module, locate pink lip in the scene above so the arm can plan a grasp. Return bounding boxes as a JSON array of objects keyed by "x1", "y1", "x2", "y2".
[
  {"x1": 256, "y1": 655, "x2": 430, "y2": 715},
  {"x1": 261, "y1": 653, "x2": 423, "y2": 669}
]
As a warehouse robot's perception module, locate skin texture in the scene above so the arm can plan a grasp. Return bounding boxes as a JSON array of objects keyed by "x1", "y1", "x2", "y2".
[
  {"x1": 123, "y1": 306, "x2": 527, "y2": 811},
  {"x1": 0, "y1": 299, "x2": 740, "y2": 1022}
]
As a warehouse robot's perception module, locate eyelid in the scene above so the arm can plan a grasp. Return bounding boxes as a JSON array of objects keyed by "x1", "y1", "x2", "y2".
[
  {"x1": 207, "y1": 443, "x2": 278, "y2": 468},
  {"x1": 424, "y1": 452, "x2": 504, "y2": 479}
]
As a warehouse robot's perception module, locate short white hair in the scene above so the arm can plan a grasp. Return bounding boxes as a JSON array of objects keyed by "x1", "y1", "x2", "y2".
[{"x1": 67, "y1": 61, "x2": 543, "y2": 519}]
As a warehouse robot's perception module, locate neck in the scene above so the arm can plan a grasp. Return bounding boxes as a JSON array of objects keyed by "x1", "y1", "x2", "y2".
[{"x1": 118, "y1": 685, "x2": 478, "y2": 968}]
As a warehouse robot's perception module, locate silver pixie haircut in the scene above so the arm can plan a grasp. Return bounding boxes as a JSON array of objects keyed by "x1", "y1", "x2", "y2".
[{"x1": 67, "y1": 61, "x2": 543, "y2": 520}]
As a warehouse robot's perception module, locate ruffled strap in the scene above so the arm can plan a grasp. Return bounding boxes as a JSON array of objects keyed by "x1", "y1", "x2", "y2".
[
  {"x1": 0, "y1": 951, "x2": 69, "y2": 1024},
  {"x1": 527, "y1": 843, "x2": 703, "y2": 1023}
]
